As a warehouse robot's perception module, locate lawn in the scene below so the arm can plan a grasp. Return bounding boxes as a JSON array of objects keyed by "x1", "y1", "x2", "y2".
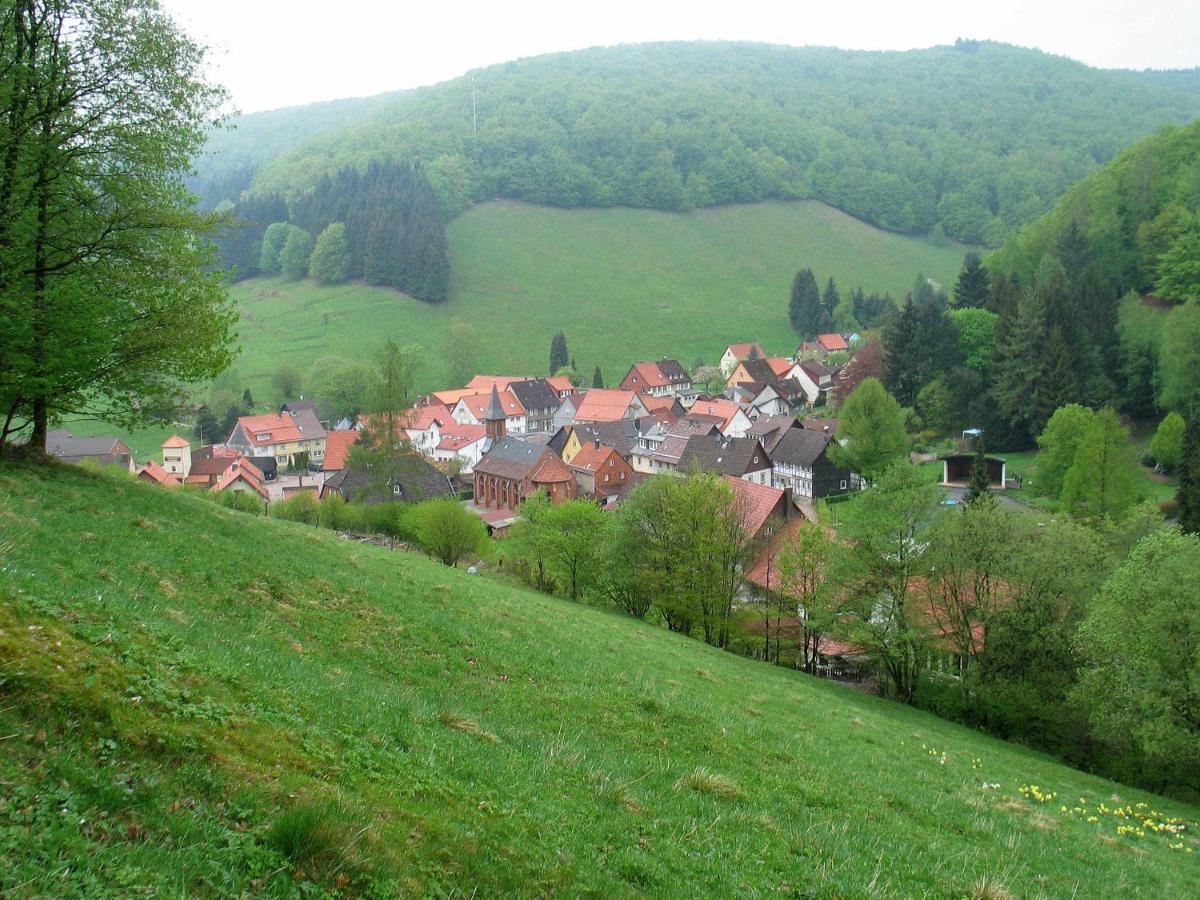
[
  {"x1": 230, "y1": 198, "x2": 974, "y2": 402},
  {"x1": 1, "y1": 461, "x2": 1197, "y2": 895}
]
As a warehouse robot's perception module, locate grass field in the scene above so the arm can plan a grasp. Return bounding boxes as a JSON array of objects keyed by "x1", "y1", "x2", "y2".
[
  {"x1": 230, "y1": 199, "x2": 974, "y2": 401},
  {"x1": 2, "y1": 461, "x2": 1197, "y2": 895}
]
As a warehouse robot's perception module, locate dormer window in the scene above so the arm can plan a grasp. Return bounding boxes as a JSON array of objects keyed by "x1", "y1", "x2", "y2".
[
  {"x1": 392, "y1": 484, "x2": 402, "y2": 495},
  {"x1": 256, "y1": 433, "x2": 270, "y2": 441}
]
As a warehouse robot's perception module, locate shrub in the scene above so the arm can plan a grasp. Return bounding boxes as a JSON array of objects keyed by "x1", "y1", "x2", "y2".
[{"x1": 266, "y1": 802, "x2": 342, "y2": 869}]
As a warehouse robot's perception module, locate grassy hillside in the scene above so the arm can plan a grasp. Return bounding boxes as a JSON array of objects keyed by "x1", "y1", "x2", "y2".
[
  {"x1": 2, "y1": 462, "x2": 1198, "y2": 895},
  {"x1": 231, "y1": 199, "x2": 972, "y2": 398},
  {"x1": 248, "y1": 41, "x2": 1200, "y2": 244}
]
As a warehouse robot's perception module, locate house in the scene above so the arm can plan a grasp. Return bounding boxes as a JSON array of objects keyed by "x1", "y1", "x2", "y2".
[
  {"x1": 551, "y1": 394, "x2": 581, "y2": 431},
  {"x1": 619, "y1": 359, "x2": 693, "y2": 397},
  {"x1": 452, "y1": 390, "x2": 527, "y2": 434},
  {"x1": 678, "y1": 435, "x2": 773, "y2": 485},
  {"x1": 723, "y1": 475, "x2": 789, "y2": 541},
  {"x1": 282, "y1": 399, "x2": 326, "y2": 427},
  {"x1": 731, "y1": 382, "x2": 790, "y2": 419},
  {"x1": 424, "y1": 388, "x2": 480, "y2": 409},
  {"x1": 136, "y1": 459, "x2": 180, "y2": 487},
  {"x1": 209, "y1": 458, "x2": 270, "y2": 501},
  {"x1": 685, "y1": 399, "x2": 752, "y2": 437},
  {"x1": 509, "y1": 378, "x2": 562, "y2": 433},
  {"x1": 568, "y1": 440, "x2": 636, "y2": 499},
  {"x1": 160, "y1": 434, "x2": 192, "y2": 477},
  {"x1": 724, "y1": 357, "x2": 783, "y2": 390},
  {"x1": 797, "y1": 333, "x2": 850, "y2": 357},
  {"x1": 637, "y1": 393, "x2": 685, "y2": 418},
  {"x1": 44, "y1": 429, "x2": 134, "y2": 471},
  {"x1": 546, "y1": 375, "x2": 577, "y2": 400},
  {"x1": 464, "y1": 374, "x2": 526, "y2": 393},
  {"x1": 769, "y1": 426, "x2": 860, "y2": 500},
  {"x1": 432, "y1": 423, "x2": 488, "y2": 473},
  {"x1": 939, "y1": 453, "x2": 1007, "y2": 490},
  {"x1": 719, "y1": 342, "x2": 767, "y2": 377},
  {"x1": 573, "y1": 389, "x2": 648, "y2": 423},
  {"x1": 566, "y1": 420, "x2": 639, "y2": 461},
  {"x1": 793, "y1": 361, "x2": 836, "y2": 408},
  {"x1": 745, "y1": 414, "x2": 798, "y2": 454},
  {"x1": 320, "y1": 453, "x2": 454, "y2": 504},
  {"x1": 473, "y1": 436, "x2": 577, "y2": 510},
  {"x1": 227, "y1": 408, "x2": 327, "y2": 469},
  {"x1": 401, "y1": 405, "x2": 450, "y2": 455},
  {"x1": 321, "y1": 429, "x2": 360, "y2": 472}
]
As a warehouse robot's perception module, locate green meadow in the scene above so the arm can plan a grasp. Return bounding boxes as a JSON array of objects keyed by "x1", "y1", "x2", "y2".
[
  {"x1": 1, "y1": 461, "x2": 1197, "y2": 895},
  {"x1": 230, "y1": 199, "x2": 973, "y2": 399}
]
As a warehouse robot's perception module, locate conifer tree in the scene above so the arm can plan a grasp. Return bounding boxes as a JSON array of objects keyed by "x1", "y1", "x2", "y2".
[
  {"x1": 1179, "y1": 418, "x2": 1200, "y2": 535},
  {"x1": 952, "y1": 253, "x2": 990, "y2": 308},
  {"x1": 242, "y1": 387, "x2": 253, "y2": 407},
  {"x1": 964, "y1": 438, "x2": 992, "y2": 505},
  {"x1": 822, "y1": 277, "x2": 840, "y2": 317},
  {"x1": 592, "y1": 366, "x2": 604, "y2": 389},
  {"x1": 549, "y1": 332, "x2": 569, "y2": 375},
  {"x1": 788, "y1": 268, "x2": 822, "y2": 338}
]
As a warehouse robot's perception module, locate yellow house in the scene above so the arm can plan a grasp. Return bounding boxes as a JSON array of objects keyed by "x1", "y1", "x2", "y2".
[{"x1": 560, "y1": 427, "x2": 583, "y2": 464}]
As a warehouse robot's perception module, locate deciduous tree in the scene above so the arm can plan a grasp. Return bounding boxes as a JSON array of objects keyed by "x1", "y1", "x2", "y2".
[
  {"x1": 1062, "y1": 407, "x2": 1139, "y2": 519},
  {"x1": 1149, "y1": 411, "x2": 1186, "y2": 473},
  {"x1": 414, "y1": 497, "x2": 487, "y2": 566},
  {"x1": 308, "y1": 222, "x2": 349, "y2": 284},
  {"x1": 829, "y1": 378, "x2": 908, "y2": 480}
]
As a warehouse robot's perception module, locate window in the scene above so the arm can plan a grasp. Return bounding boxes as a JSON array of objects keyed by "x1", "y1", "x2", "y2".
[
  {"x1": 603, "y1": 474, "x2": 609, "y2": 482},
  {"x1": 840, "y1": 480, "x2": 847, "y2": 490},
  {"x1": 393, "y1": 484, "x2": 402, "y2": 495},
  {"x1": 608, "y1": 457, "x2": 614, "y2": 466}
]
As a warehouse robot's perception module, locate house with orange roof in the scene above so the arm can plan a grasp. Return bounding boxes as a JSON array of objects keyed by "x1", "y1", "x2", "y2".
[
  {"x1": 208, "y1": 458, "x2": 269, "y2": 501},
  {"x1": 619, "y1": 359, "x2": 692, "y2": 398},
  {"x1": 719, "y1": 342, "x2": 767, "y2": 377},
  {"x1": 424, "y1": 388, "x2": 480, "y2": 408},
  {"x1": 572, "y1": 389, "x2": 648, "y2": 423},
  {"x1": 402, "y1": 404, "x2": 451, "y2": 454},
  {"x1": 227, "y1": 408, "x2": 326, "y2": 469},
  {"x1": 136, "y1": 459, "x2": 180, "y2": 487},
  {"x1": 545, "y1": 375, "x2": 576, "y2": 399},
  {"x1": 451, "y1": 390, "x2": 527, "y2": 434},
  {"x1": 432, "y1": 423, "x2": 488, "y2": 473},
  {"x1": 685, "y1": 399, "x2": 752, "y2": 437},
  {"x1": 321, "y1": 429, "x2": 360, "y2": 472},
  {"x1": 160, "y1": 434, "x2": 192, "y2": 477},
  {"x1": 464, "y1": 374, "x2": 527, "y2": 393},
  {"x1": 723, "y1": 474, "x2": 789, "y2": 540},
  {"x1": 568, "y1": 440, "x2": 636, "y2": 499},
  {"x1": 797, "y1": 333, "x2": 851, "y2": 358}
]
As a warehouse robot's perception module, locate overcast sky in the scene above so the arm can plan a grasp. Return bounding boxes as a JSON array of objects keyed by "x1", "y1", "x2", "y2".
[{"x1": 160, "y1": 0, "x2": 1200, "y2": 114}]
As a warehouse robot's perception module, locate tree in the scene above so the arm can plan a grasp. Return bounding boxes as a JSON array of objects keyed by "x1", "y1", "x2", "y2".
[
  {"x1": 1062, "y1": 407, "x2": 1139, "y2": 519},
  {"x1": 414, "y1": 497, "x2": 488, "y2": 566},
  {"x1": 279, "y1": 226, "x2": 313, "y2": 280},
  {"x1": 1035, "y1": 404, "x2": 1095, "y2": 500},
  {"x1": 543, "y1": 500, "x2": 607, "y2": 601},
  {"x1": 832, "y1": 462, "x2": 942, "y2": 701},
  {"x1": 952, "y1": 252, "x2": 990, "y2": 308},
  {"x1": 914, "y1": 378, "x2": 957, "y2": 436},
  {"x1": 1150, "y1": 412, "x2": 1186, "y2": 473},
  {"x1": 822, "y1": 276, "x2": 840, "y2": 317},
  {"x1": 308, "y1": 222, "x2": 349, "y2": 284},
  {"x1": 243, "y1": 387, "x2": 254, "y2": 407},
  {"x1": 443, "y1": 318, "x2": 480, "y2": 388},
  {"x1": 1159, "y1": 301, "x2": 1200, "y2": 420},
  {"x1": 1154, "y1": 217, "x2": 1200, "y2": 303},
  {"x1": 0, "y1": 0, "x2": 235, "y2": 450},
  {"x1": 592, "y1": 366, "x2": 604, "y2": 389},
  {"x1": 1178, "y1": 418, "x2": 1200, "y2": 535},
  {"x1": 258, "y1": 222, "x2": 291, "y2": 275},
  {"x1": 788, "y1": 268, "x2": 821, "y2": 338},
  {"x1": 193, "y1": 407, "x2": 219, "y2": 443},
  {"x1": 829, "y1": 378, "x2": 908, "y2": 480},
  {"x1": 307, "y1": 357, "x2": 380, "y2": 423},
  {"x1": 597, "y1": 512, "x2": 655, "y2": 619},
  {"x1": 272, "y1": 364, "x2": 302, "y2": 402},
  {"x1": 776, "y1": 523, "x2": 834, "y2": 672},
  {"x1": 964, "y1": 439, "x2": 992, "y2": 505},
  {"x1": 504, "y1": 491, "x2": 557, "y2": 592},
  {"x1": 549, "y1": 331, "x2": 569, "y2": 375},
  {"x1": 949, "y1": 307, "x2": 997, "y2": 373},
  {"x1": 1073, "y1": 528, "x2": 1200, "y2": 794}
]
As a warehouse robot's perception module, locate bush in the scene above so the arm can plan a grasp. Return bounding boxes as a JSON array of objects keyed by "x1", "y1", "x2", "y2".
[
  {"x1": 413, "y1": 498, "x2": 488, "y2": 566},
  {"x1": 266, "y1": 802, "x2": 343, "y2": 869},
  {"x1": 271, "y1": 492, "x2": 319, "y2": 526}
]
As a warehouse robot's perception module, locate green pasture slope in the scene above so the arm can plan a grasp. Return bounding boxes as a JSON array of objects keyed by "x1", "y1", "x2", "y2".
[
  {"x1": 2, "y1": 462, "x2": 1197, "y2": 895},
  {"x1": 231, "y1": 199, "x2": 973, "y2": 397}
]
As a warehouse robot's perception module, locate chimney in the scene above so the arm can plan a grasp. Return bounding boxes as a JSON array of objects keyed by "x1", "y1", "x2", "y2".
[{"x1": 594, "y1": 439, "x2": 600, "y2": 449}]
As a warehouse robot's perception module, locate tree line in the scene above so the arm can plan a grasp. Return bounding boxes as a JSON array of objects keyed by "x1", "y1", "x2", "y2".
[
  {"x1": 216, "y1": 161, "x2": 450, "y2": 303},
  {"x1": 241, "y1": 42, "x2": 1200, "y2": 246}
]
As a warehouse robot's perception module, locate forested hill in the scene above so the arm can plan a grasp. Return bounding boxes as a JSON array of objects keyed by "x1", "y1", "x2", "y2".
[
  {"x1": 223, "y1": 41, "x2": 1200, "y2": 245},
  {"x1": 989, "y1": 117, "x2": 1200, "y2": 301}
]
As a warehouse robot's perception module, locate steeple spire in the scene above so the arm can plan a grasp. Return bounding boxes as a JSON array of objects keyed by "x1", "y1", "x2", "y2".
[{"x1": 485, "y1": 383, "x2": 507, "y2": 442}]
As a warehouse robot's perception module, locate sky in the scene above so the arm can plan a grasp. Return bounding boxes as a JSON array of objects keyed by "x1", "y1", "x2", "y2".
[{"x1": 160, "y1": 0, "x2": 1200, "y2": 114}]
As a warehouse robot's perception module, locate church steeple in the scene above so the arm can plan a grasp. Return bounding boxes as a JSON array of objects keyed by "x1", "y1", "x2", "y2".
[{"x1": 484, "y1": 383, "x2": 507, "y2": 442}]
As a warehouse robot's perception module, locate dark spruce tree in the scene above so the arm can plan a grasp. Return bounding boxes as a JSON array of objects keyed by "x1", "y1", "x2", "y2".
[
  {"x1": 217, "y1": 192, "x2": 288, "y2": 282},
  {"x1": 242, "y1": 387, "x2": 253, "y2": 406},
  {"x1": 789, "y1": 268, "x2": 822, "y2": 338},
  {"x1": 592, "y1": 366, "x2": 604, "y2": 389},
  {"x1": 1179, "y1": 418, "x2": 1200, "y2": 535},
  {"x1": 549, "y1": 332, "x2": 569, "y2": 375},
  {"x1": 822, "y1": 277, "x2": 840, "y2": 318},
  {"x1": 952, "y1": 253, "x2": 990, "y2": 308},
  {"x1": 964, "y1": 438, "x2": 992, "y2": 505}
]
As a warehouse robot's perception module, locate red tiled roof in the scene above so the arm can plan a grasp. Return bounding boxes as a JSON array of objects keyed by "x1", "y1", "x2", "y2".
[
  {"x1": 437, "y1": 423, "x2": 487, "y2": 450},
  {"x1": 722, "y1": 475, "x2": 785, "y2": 539},
  {"x1": 161, "y1": 434, "x2": 190, "y2": 449},
  {"x1": 766, "y1": 357, "x2": 794, "y2": 377},
  {"x1": 624, "y1": 362, "x2": 671, "y2": 389},
  {"x1": 427, "y1": 388, "x2": 479, "y2": 407},
  {"x1": 457, "y1": 390, "x2": 525, "y2": 420},
  {"x1": 726, "y1": 342, "x2": 766, "y2": 360},
  {"x1": 406, "y1": 404, "x2": 451, "y2": 430},
  {"x1": 210, "y1": 463, "x2": 268, "y2": 500},
  {"x1": 546, "y1": 376, "x2": 575, "y2": 394},
  {"x1": 638, "y1": 394, "x2": 679, "y2": 413},
  {"x1": 817, "y1": 333, "x2": 849, "y2": 352},
  {"x1": 530, "y1": 450, "x2": 574, "y2": 484},
  {"x1": 465, "y1": 374, "x2": 526, "y2": 392},
  {"x1": 688, "y1": 399, "x2": 744, "y2": 431},
  {"x1": 235, "y1": 413, "x2": 306, "y2": 447},
  {"x1": 322, "y1": 429, "x2": 360, "y2": 471},
  {"x1": 574, "y1": 389, "x2": 638, "y2": 422},
  {"x1": 136, "y1": 460, "x2": 180, "y2": 486},
  {"x1": 568, "y1": 442, "x2": 620, "y2": 472}
]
